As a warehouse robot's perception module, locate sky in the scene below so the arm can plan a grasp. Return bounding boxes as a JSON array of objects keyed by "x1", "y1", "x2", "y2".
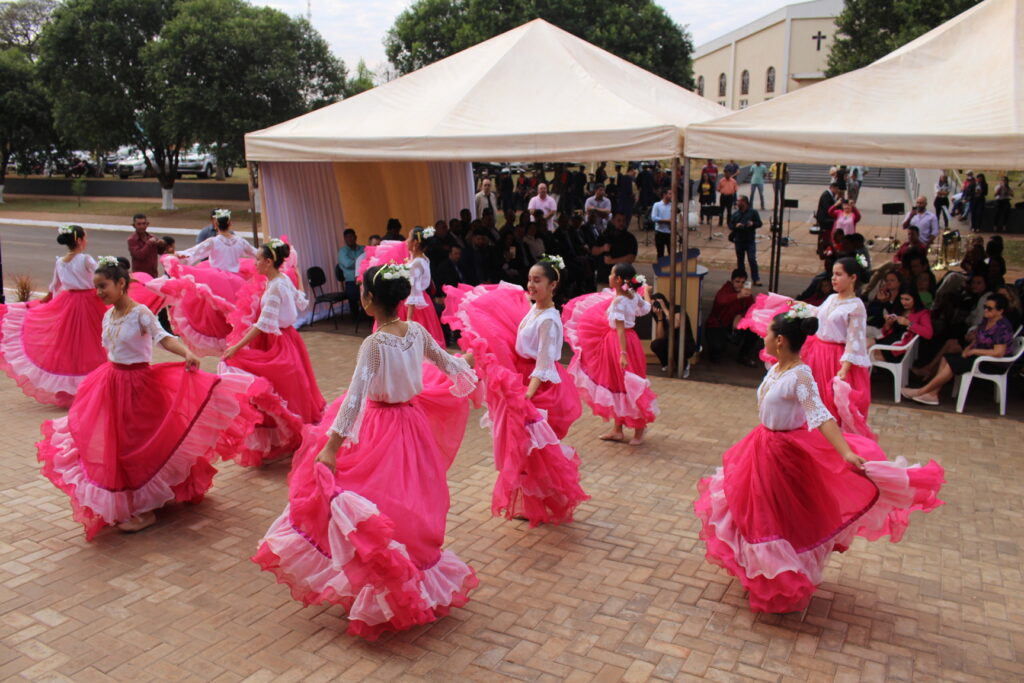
[{"x1": 260, "y1": 0, "x2": 794, "y2": 73}]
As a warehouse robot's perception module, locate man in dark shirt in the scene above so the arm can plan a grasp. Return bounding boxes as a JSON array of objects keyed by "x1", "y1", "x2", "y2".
[
  {"x1": 591, "y1": 212, "x2": 637, "y2": 286},
  {"x1": 615, "y1": 166, "x2": 635, "y2": 227},
  {"x1": 460, "y1": 229, "x2": 499, "y2": 285},
  {"x1": 434, "y1": 245, "x2": 466, "y2": 289},
  {"x1": 728, "y1": 195, "x2": 763, "y2": 286},
  {"x1": 815, "y1": 182, "x2": 841, "y2": 259},
  {"x1": 127, "y1": 213, "x2": 159, "y2": 277}
]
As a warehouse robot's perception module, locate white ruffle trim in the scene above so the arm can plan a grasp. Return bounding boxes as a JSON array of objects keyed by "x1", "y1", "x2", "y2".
[
  {"x1": 0, "y1": 304, "x2": 85, "y2": 402},
  {"x1": 568, "y1": 357, "x2": 659, "y2": 422},
  {"x1": 146, "y1": 275, "x2": 234, "y2": 357}
]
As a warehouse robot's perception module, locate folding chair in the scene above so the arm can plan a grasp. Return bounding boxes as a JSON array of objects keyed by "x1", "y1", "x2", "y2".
[
  {"x1": 870, "y1": 335, "x2": 920, "y2": 403},
  {"x1": 953, "y1": 336, "x2": 1024, "y2": 416},
  {"x1": 307, "y1": 266, "x2": 346, "y2": 330}
]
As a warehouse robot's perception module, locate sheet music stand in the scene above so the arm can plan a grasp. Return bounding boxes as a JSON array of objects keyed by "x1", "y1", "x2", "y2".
[
  {"x1": 881, "y1": 202, "x2": 905, "y2": 253},
  {"x1": 703, "y1": 205, "x2": 723, "y2": 240}
]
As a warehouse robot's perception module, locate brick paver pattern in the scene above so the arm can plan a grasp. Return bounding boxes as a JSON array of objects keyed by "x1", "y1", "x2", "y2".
[{"x1": 1, "y1": 328, "x2": 1022, "y2": 682}]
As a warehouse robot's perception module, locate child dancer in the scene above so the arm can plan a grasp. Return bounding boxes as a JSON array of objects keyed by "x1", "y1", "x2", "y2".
[
  {"x1": 563, "y1": 262, "x2": 659, "y2": 445},
  {"x1": 222, "y1": 239, "x2": 324, "y2": 465},
  {"x1": 694, "y1": 310, "x2": 944, "y2": 614},
  {"x1": 253, "y1": 263, "x2": 479, "y2": 640},
  {"x1": 442, "y1": 256, "x2": 588, "y2": 526},
  {"x1": 404, "y1": 226, "x2": 446, "y2": 346},
  {"x1": 36, "y1": 258, "x2": 264, "y2": 539},
  {"x1": 0, "y1": 225, "x2": 106, "y2": 406}
]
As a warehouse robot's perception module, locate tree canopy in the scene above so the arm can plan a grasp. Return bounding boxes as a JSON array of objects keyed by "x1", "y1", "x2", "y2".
[
  {"x1": 826, "y1": 0, "x2": 982, "y2": 77},
  {"x1": 0, "y1": 47, "x2": 50, "y2": 188},
  {"x1": 385, "y1": 0, "x2": 694, "y2": 87}
]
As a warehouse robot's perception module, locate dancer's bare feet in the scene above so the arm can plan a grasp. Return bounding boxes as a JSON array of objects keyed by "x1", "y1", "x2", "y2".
[
  {"x1": 628, "y1": 428, "x2": 645, "y2": 446},
  {"x1": 600, "y1": 431, "x2": 625, "y2": 442},
  {"x1": 117, "y1": 511, "x2": 156, "y2": 533}
]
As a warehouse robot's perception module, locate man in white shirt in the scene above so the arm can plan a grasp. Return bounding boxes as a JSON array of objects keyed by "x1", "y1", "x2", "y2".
[
  {"x1": 583, "y1": 184, "x2": 612, "y2": 233},
  {"x1": 528, "y1": 183, "x2": 558, "y2": 232},
  {"x1": 901, "y1": 195, "x2": 940, "y2": 248},
  {"x1": 474, "y1": 178, "x2": 499, "y2": 218},
  {"x1": 649, "y1": 189, "x2": 674, "y2": 259}
]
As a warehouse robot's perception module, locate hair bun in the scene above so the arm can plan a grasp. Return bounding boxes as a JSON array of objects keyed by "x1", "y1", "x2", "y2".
[
  {"x1": 800, "y1": 317, "x2": 819, "y2": 335},
  {"x1": 56, "y1": 233, "x2": 73, "y2": 246}
]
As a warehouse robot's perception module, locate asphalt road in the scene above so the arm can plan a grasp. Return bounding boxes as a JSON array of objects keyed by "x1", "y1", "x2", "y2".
[{"x1": 0, "y1": 222, "x2": 141, "y2": 294}]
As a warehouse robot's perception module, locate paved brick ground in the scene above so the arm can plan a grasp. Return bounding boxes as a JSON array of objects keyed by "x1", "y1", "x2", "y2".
[{"x1": 1, "y1": 327, "x2": 1023, "y2": 682}]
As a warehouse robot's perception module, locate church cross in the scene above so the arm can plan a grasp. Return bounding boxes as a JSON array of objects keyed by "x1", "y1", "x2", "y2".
[{"x1": 812, "y1": 31, "x2": 827, "y2": 50}]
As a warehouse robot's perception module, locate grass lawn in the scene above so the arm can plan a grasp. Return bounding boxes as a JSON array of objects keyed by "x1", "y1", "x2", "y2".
[{"x1": 0, "y1": 196, "x2": 248, "y2": 223}]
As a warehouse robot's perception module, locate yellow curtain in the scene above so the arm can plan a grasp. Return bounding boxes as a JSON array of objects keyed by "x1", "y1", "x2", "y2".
[{"x1": 333, "y1": 162, "x2": 436, "y2": 241}]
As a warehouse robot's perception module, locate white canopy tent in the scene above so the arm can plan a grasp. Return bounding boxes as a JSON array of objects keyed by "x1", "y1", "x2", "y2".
[
  {"x1": 684, "y1": 0, "x2": 1024, "y2": 168},
  {"x1": 245, "y1": 18, "x2": 727, "y2": 373},
  {"x1": 246, "y1": 18, "x2": 727, "y2": 163}
]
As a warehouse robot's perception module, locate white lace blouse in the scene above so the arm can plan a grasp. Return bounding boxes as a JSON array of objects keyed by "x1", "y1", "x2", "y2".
[
  {"x1": 102, "y1": 304, "x2": 172, "y2": 364},
  {"x1": 329, "y1": 322, "x2": 477, "y2": 442},
  {"x1": 810, "y1": 294, "x2": 871, "y2": 367},
  {"x1": 49, "y1": 253, "x2": 97, "y2": 292},
  {"x1": 177, "y1": 234, "x2": 257, "y2": 272},
  {"x1": 516, "y1": 304, "x2": 563, "y2": 383},
  {"x1": 757, "y1": 363, "x2": 834, "y2": 431},
  {"x1": 607, "y1": 294, "x2": 652, "y2": 330},
  {"x1": 406, "y1": 257, "x2": 432, "y2": 308},
  {"x1": 255, "y1": 276, "x2": 307, "y2": 334}
]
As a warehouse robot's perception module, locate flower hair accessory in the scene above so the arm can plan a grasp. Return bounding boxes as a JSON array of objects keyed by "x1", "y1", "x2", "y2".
[
  {"x1": 213, "y1": 208, "x2": 231, "y2": 220},
  {"x1": 632, "y1": 274, "x2": 647, "y2": 287},
  {"x1": 784, "y1": 301, "x2": 814, "y2": 321},
  {"x1": 538, "y1": 254, "x2": 565, "y2": 272},
  {"x1": 57, "y1": 224, "x2": 76, "y2": 235},
  {"x1": 265, "y1": 237, "x2": 285, "y2": 260},
  {"x1": 96, "y1": 255, "x2": 120, "y2": 268},
  {"x1": 373, "y1": 262, "x2": 411, "y2": 283},
  {"x1": 420, "y1": 226, "x2": 436, "y2": 240},
  {"x1": 855, "y1": 253, "x2": 868, "y2": 269}
]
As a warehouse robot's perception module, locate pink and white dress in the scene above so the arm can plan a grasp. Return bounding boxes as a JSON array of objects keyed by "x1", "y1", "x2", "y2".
[
  {"x1": 403, "y1": 256, "x2": 445, "y2": 346},
  {"x1": 564, "y1": 290, "x2": 659, "y2": 430},
  {"x1": 252, "y1": 322, "x2": 479, "y2": 640},
  {"x1": 36, "y1": 304, "x2": 265, "y2": 540},
  {"x1": 221, "y1": 274, "x2": 324, "y2": 466},
  {"x1": 694, "y1": 363, "x2": 944, "y2": 613},
  {"x1": 0, "y1": 253, "x2": 106, "y2": 406},
  {"x1": 147, "y1": 234, "x2": 258, "y2": 356},
  {"x1": 442, "y1": 283, "x2": 588, "y2": 526},
  {"x1": 739, "y1": 292, "x2": 874, "y2": 439}
]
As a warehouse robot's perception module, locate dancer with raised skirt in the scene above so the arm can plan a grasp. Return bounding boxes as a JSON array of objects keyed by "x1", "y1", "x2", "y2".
[
  {"x1": 147, "y1": 209, "x2": 258, "y2": 356},
  {"x1": 253, "y1": 263, "x2": 479, "y2": 640},
  {"x1": 36, "y1": 258, "x2": 265, "y2": 539},
  {"x1": 442, "y1": 256, "x2": 588, "y2": 526},
  {"x1": 563, "y1": 262, "x2": 659, "y2": 445},
  {"x1": 738, "y1": 256, "x2": 874, "y2": 438},
  {"x1": 694, "y1": 309, "x2": 944, "y2": 614},
  {"x1": 0, "y1": 225, "x2": 107, "y2": 406},
  {"x1": 403, "y1": 226, "x2": 446, "y2": 346},
  {"x1": 221, "y1": 239, "x2": 324, "y2": 465}
]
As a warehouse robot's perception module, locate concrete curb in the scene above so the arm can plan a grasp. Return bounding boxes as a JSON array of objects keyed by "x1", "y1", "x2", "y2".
[{"x1": 0, "y1": 217, "x2": 198, "y2": 236}]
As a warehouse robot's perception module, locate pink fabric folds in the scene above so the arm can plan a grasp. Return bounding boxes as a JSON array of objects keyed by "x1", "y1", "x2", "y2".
[
  {"x1": 128, "y1": 272, "x2": 166, "y2": 314},
  {"x1": 801, "y1": 336, "x2": 874, "y2": 439},
  {"x1": 0, "y1": 289, "x2": 107, "y2": 406}
]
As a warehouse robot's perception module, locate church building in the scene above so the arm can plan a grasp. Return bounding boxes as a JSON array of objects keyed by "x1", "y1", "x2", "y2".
[{"x1": 692, "y1": 0, "x2": 842, "y2": 110}]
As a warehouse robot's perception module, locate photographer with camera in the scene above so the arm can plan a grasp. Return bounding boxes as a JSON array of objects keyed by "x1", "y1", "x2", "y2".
[{"x1": 901, "y1": 196, "x2": 939, "y2": 250}]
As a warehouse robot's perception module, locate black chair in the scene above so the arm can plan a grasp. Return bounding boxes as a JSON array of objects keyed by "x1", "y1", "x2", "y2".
[
  {"x1": 307, "y1": 266, "x2": 346, "y2": 329},
  {"x1": 335, "y1": 264, "x2": 366, "y2": 332}
]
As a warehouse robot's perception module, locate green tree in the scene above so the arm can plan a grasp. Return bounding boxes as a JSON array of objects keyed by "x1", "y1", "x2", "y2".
[
  {"x1": 826, "y1": 0, "x2": 982, "y2": 77},
  {"x1": 0, "y1": 47, "x2": 50, "y2": 200},
  {"x1": 385, "y1": 0, "x2": 694, "y2": 87},
  {"x1": 346, "y1": 59, "x2": 376, "y2": 96},
  {"x1": 0, "y1": 0, "x2": 57, "y2": 57}
]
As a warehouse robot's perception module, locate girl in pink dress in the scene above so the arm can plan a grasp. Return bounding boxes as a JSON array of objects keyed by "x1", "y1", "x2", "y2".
[
  {"x1": 147, "y1": 210, "x2": 258, "y2": 356},
  {"x1": 442, "y1": 256, "x2": 588, "y2": 526},
  {"x1": 563, "y1": 263, "x2": 659, "y2": 445},
  {"x1": 221, "y1": 240, "x2": 325, "y2": 465},
  {"x1": 694, "y1": 311, "x2": 944, "y2": 614},
  {"x1": 0, "y1": 225, "x2": 107, "y2": 406},
  {"x1": 253, "y1": 264, "x2": 479, "y2": 640},
  {"x1": 739, "y1": 256, "x2": 874, "y2": 438},
  {"x1": 403, "y1": 227, "x2": 446, "y2": 346},
  {"x1": 36, "y1": 258, "x2": 265, "y2": 539}
]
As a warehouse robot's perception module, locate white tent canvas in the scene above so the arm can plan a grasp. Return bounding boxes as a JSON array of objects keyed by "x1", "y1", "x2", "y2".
[
  {"x1": 684, "y1": 0, "x2": 1024, "y2": 169},
  {"x1": 245, "y1": 19, "x2": 727, "y2": 163}
]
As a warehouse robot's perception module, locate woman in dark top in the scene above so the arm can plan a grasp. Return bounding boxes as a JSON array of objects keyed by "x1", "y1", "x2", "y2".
[
  {"x1": 903, "y1": 293, "x2": 1015, "y2": 405},
  {"x1": 649, "y1": 293, "x2": 696, "y2": 373},
  {"x1": 970, "y1": 173, "x2": 988, "y2": 233}
]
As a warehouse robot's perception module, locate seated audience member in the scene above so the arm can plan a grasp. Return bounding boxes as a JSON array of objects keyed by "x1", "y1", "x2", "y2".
[
  {"x1": 865, "y1": 269, "x2": 904, "y2": 335},
  {"x1": 872, "y1": 286, "x2": 933, "y2": 362},
  {"x1": 498, "y1": 232, "x2": 529, "y2": 286},
  {"x1": 353, "y1": 234, "x2": 381, "y2": 276},
  {"x1": 959, "y1": 237, "x2": 988, "y2": 279},
  {"x1": 894, "y1": 225, "x2": 926, "y2": 264},
  {"x1": 448, "y1": 218, "x2": 467, "y2": 250},
  {"x1": 898, "y1": 246, "x2": 930, "y2": 283},
  {"x1": 591, "y1": 212, "x2": 638, "y2": 287},
  {"x1": 799, "y1": 277, "x2": 833, "y2": 306},
  {"x1": 522, "y1": 218, "x2": 546, "y2": 263},
  {"x1": 996, "y1": 283, "x2": 1022, "y2": 331},
  {"x1": 986, "y1": 236, "x2": 1007, "y2": 287},
  {"x1": 460, "y1": 228, "x2": 499, "y2": 285},
  {"x1": 914, "y1": 272, "x2": 991, "y2": 375},
  {"x1": 650, "y1": 293, "x2": 696, "y2": 373},
  {"x1": 434, "y1": 244, "x2": 466, "y2": 289},
  {"x1": 426, "y1": 219, "x2": 456, "y2": 265},
  {"x1": 916, "y1": 269, "x2": 937, "y2": 308},
  {"x1": 704, "y1": 269, "x2": 758, "y2": 366},
  {"x1": 337, "y1": 228, "x2": 365, "y2": 302},
  {"x1": 902, "y1": 293, "x2": 1014, "y2": 405},
  {"x1": 384, "y1": 217, "x2": 404, "y2": 241}
]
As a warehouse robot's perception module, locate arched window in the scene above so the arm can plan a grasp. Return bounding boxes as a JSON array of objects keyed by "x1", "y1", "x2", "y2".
[
  {"x1": 718, "y1": 73, "x2": 727, "y2": 97},
  {"x1": 766, "y1": 66, "x2": 776, "y2": 93},
  {"x1": 697, "y1": 75, "x2": 704, "y2": 97},
  {"x1": 740, "y1": 70, "x2": 750, "y2": 95}
]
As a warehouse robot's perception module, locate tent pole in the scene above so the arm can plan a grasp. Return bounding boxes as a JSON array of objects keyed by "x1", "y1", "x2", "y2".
[
  {"x1": 676, "y1": 157, "x2": 690, "y2": 379},
  {"x1": 246, "y1": 161, "x2": 260, "y2": 247},
  {"x1": 667, "y1": 158, "x2": 679, "y2": 376},
  {"x1": 769, "y1": 163, "x2": 788, "y2": 292}
]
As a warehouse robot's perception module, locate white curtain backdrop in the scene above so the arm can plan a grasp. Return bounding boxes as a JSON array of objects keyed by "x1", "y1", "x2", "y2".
[
  {"x1": 261, "y1": 162, "x2": 346, "y2": 325},
  {"x1": 429, "y1": 161, "x2": 476, "y2": 221}
]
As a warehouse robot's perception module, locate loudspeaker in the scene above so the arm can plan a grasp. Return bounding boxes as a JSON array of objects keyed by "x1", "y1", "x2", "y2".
[
  {"x1": 882, "y1": 202, "x2": 905, "y2": 215},
  {"x1": 783, "y1": 199, "x2": 799, "y2": 208},
  {"x1": 703, "y1": 205, "x2": 723, "y2": 216}
]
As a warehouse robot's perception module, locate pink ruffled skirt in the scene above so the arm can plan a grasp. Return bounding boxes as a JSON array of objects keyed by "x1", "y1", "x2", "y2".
[
  {"x1": 36, "y1": 361, "x2": 263, "y2": 540},
  {"x1": 694, "y1": 424, "x2": 944, "y2": 613},
  {"x1": 563, "y1": 292, "x2": 659, "y2": 430},
  {"x1": 0, "y1": 289, "x2": 107, "y2": 406},
  {"x1": 801, "y1": 337, "x2": 874, "y2": 439},
  {"x1": 253, "y1": 385, "x2": 477, "y2": 640}
]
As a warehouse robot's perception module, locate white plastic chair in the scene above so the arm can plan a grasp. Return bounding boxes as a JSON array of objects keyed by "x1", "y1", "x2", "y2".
[
  {"x1": 953, "y1": 336, "x2": 1024, "y2": 416},
  {"x1": 870, "y1": 335, "x2": 920, "y2": 403}
]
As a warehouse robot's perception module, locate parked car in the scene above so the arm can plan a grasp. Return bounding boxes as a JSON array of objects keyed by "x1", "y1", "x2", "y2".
[
  {"x1": 177, "y1": 146, "x2": 232, "y2": 179},
  {"x1": 117, "y1": 153, "x2": 158, "y2": 179}
]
